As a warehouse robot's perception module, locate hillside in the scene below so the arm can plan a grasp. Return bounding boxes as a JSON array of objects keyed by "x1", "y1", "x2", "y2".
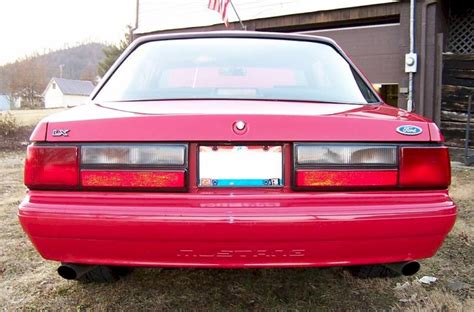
[
  {"x1": 37, "y1": 43, "x2": 106, "y2": 81},
  {"x1": 0, "y1": 43, "x2": 107, "y2": 98}
]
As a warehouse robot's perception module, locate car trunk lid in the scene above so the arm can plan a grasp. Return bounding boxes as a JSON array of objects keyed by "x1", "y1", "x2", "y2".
[{"x1": 42, "y1": 101, "x2": 432, "y2": 142}]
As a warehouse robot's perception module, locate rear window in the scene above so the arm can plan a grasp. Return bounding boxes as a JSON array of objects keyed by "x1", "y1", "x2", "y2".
[{"x1": 94, "y1": 38, "x2": 379, "y2": 104}]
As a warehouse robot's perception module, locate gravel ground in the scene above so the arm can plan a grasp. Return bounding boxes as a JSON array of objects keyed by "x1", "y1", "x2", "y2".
[{"x1": 0, "y1": 149, "x2": 472, "y2": 311}]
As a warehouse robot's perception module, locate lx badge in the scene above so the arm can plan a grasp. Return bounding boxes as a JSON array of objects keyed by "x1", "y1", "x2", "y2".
[{"x1": 52, "y1": 129, "x2": 70, "y2": 137}]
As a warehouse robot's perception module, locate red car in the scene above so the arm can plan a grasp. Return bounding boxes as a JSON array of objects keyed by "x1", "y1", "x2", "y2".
[{"x1": 19, "y1": 32, "x2": 456, "y2": 282}]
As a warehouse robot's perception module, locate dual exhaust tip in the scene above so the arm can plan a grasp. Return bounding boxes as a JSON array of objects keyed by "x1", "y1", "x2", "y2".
[
  {"x1": 57, "y1": 260, "x2": 421, "y2": 280},
  {"x1": 384, "y1": 260, "x2": 421, "y2": 276},
  {"x1": 57, "y1": 263, "x2": 98, "y2": 280}
]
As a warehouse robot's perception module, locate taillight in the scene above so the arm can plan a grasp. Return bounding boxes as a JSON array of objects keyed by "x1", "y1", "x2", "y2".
[
  {"x1": 80, "y1": 144, "x2": 187, "y2": 190},
  {"x1": 295, "y1": 170, "x2": 398, "y2": 187},
  {"x1": 24, "y1": 144, "x2": 187, "y2": 191},
  {"x1": 294, "y1": 144, "x2": 450, "y2": 189},
  {"x1": 296, "y1": 145, "x2": 397, "y2": 166},
  {"x1": 294, "y1": 144, "x2": 398, "y2": 189},
  {"x1": 25, "y1": 146, "x2": 79, "y2": 189},
  {"x1": 399, "y1": 146, "x2": 450, "y2": 188},
  {"x1": 81, "y1": 145, "x2": 185, "y2": 166},
  {"x1": 81, "y1": 170, "x2": 185, "y2": 189}
]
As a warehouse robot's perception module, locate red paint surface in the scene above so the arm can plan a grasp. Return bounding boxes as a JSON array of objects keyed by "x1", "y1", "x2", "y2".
[
  {"x1": 81, "y1": 170, "x2": 185, "y2": 189},
  {"x1": 38, "y1": 102, "x2": 434, "y2": 143},
  {"x1": 19, "y1": 190, "x2": 456, "y2": 267},
  {"x1": 20, "y1": 34, "x2": 455, "y2": 268},
  {"x1": 21, "y1": 110, "x2": 455, "y2": 267},
  {"x1": 295, "y1": 170, "x2": 398, "y2": 188},
  {"x1": 428, "y1": 122, "x2": 444, "y2": 142},
  {"x1": 29, "y1": 122, "x2": 48, "y2": 141}
]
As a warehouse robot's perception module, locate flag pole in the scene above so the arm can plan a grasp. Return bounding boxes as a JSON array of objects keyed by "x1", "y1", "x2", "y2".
[{"x1": 229, "y1": 0, "x2": 246, "y2": 30}]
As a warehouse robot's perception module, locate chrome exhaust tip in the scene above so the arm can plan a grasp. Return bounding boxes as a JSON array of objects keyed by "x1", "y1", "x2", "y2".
[
  {"x1": 57, "y1": 263, "x2": 97, "y2": 280},
  {"x1": 384, "y1": 261, "x2": 420, "y2": 276}
]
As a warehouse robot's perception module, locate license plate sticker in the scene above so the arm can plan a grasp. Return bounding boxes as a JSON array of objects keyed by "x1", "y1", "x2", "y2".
[{"x1": 199, "y1": 145, "x2": 283, "y2": 187}]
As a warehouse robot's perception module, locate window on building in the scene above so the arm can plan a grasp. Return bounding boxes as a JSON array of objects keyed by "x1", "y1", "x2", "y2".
[
  {"x1": 372, "y1": 84, "x2": 399, "y2": 107},
  {"x1": 52, "y1": 83, "x2": 56, "y2": 90}
]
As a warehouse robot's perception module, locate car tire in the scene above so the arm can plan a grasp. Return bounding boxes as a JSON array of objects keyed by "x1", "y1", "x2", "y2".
[
  {"x1": 78, "y1": 266, "x2": 130, "y2": 283},
  {"x1": 349, "y1": 265, "x2": 400, "y2": 279}
]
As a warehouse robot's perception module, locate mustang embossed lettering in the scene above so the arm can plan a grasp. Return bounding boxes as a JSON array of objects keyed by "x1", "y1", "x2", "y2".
[{"x1": 177, "y1": 249, "x2": 306, "y2": 258}]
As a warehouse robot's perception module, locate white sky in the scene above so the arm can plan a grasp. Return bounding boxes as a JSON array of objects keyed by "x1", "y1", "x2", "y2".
[
  {"x1": 0, "y1": 0, "x2": 397, "y2": 66},
  {"x1": 0, "y1": 0, "x2": 135, "y2": 65}
]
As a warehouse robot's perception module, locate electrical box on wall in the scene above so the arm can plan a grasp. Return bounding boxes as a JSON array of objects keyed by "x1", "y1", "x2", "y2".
[{"x1": 405, "y1": 53, "x2": 418, "y2": 73}]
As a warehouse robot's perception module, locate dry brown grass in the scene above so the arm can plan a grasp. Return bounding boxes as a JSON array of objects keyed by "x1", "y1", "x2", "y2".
[
  {"x1": 9, "y1": 108, "x2": 66, "y2": 126},
  {"x1": 0, "y1": 151, "x2": 472, "y2": 311}
]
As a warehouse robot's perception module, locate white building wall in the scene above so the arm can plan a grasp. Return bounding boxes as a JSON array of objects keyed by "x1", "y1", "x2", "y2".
[
  {"x1": 13, "y1": 97, "x2": 21, "y2": 109},
  {"x1": 44, "y1": 84, "x2": 64, "y2": 108},
  {"x1": 62, "y1": 94, "x2": 89, "y2": 107},
  {"x1": 44, "y1": 85, "x2": 89, "y2": 108},
  {"x1": 136, "y1": 0, "x2": 398, "y2": 33}
]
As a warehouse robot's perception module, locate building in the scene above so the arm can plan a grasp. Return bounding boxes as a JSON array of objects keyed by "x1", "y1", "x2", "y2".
[
  {"x1": 43, "y1": 78, "x2": 95, "y2": 108},
  {"x1": 0, "y1": 94, "x2": 10, "y2": 111},
  {"x1": 134, "y1": 0, "x2": 473, "y2": 147}
]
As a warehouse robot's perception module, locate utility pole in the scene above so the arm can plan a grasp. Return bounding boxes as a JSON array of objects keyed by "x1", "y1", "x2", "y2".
[{"x1": 59, "y1": 64, "x2": 65, "y2": 78}]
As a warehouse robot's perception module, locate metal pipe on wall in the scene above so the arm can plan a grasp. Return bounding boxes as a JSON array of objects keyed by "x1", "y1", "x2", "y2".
[
  {"x1": 407, "y1": 0, "x2": 416, "y2": 112},
  {"x1": 131, "y1": 0, "x2": 140, "y2": 40}
]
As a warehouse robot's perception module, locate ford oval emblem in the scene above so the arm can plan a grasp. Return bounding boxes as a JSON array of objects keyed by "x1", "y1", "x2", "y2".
[{"x1": 396, "y1": 125, "x2": 423, "y2": 136}]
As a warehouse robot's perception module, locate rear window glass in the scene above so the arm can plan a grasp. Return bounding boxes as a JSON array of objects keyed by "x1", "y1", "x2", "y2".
[{"x1": 94, "y1": 38, "x2": 379, "y2": 104}]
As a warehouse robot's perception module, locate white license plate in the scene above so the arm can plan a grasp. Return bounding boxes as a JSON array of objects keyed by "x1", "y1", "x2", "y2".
[{"x1": 198, "y1": 145, "x2": 283, "y2": 187}]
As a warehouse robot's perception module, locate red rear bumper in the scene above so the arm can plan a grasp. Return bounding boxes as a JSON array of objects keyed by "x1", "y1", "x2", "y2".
[{"x1": 18, "y1": 190, "x2": 456, "y2": 268}]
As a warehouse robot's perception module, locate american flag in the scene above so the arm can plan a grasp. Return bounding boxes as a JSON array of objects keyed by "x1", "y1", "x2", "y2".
[{"x1": 208, "y1": 0, "x2": 231, "y2": 26}]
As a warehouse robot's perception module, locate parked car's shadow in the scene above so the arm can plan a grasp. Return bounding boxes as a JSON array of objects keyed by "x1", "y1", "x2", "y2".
[{"x1": 73, "y1": 267, "x2": 397, "y2": 310}]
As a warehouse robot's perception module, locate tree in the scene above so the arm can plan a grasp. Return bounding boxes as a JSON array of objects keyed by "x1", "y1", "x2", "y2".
[
  {"x1": 7, "y1": 56, "x2": 47, "y2": 108},
  {"x1": 80, "y1": 63, "x2": 98, "y2": 83},
  {"x1": 98, "y1": 26, "x2": 132, "y2": 77}
]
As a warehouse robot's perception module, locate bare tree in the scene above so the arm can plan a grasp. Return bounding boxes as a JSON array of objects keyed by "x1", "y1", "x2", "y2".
[
  {"x1": 80, "y1": 63, "x2": 98, "y2": 83},
  {"x1": 8, "y1": 56, "x2": 47, "y2": 108}
]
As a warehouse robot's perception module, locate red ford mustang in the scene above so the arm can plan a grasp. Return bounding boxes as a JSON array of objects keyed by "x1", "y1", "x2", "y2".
[{"x1": 19, "y1": 32, "x2": 456, "y2": 282}]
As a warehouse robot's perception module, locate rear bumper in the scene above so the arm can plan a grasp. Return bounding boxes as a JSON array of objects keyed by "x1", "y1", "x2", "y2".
[{"x1": 18, "y1": 190, "x2": 456, "y2": 268}]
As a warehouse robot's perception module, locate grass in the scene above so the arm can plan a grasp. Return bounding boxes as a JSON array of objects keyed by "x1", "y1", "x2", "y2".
[
  {"x1": 0, "y1": 150, "x2": 472, "y2": 310},
  {"x1": 8, "y1": 108, "x2": 66, "y2": 126},
  {"x1": 1, "y1": 108, "x2": 67, "y2": 151}
]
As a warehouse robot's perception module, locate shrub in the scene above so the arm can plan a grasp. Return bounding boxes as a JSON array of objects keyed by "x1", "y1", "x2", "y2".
[{"x1": 0, "y1": 112, "x2": 18, "y2": 137}]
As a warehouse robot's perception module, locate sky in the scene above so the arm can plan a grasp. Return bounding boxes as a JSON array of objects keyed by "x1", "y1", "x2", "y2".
[
  {"x1": 0, "y1": 0, "x2": 395, "y2": 66},
  {"x1": 0, "y1": 0, "x2": 135, "y2": 65}
]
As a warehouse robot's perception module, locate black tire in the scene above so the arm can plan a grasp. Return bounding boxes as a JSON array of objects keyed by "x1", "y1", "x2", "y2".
[
  {"x1": 349, "y1": 265, "x2": 401, "y2": 279},
  {"x1": 78, "y1": 266, "x2": 121, "y2": 283}
]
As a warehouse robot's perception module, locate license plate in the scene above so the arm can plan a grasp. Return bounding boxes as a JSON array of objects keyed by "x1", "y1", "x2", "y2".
[{"x1": 198, "y1": 145, "x2": 283, "y2": 187}]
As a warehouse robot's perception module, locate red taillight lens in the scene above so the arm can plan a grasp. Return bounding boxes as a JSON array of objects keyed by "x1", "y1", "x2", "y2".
[
  {"x1": 294, "y1": 144, "x2": 398, "y2": 189},
  {"x1": 294, "y1": 144, "x2": 451, "y2": 190},
  {"x1": 24, "y1": 146, "x2": 79, "y2": 189},
  {"x1": 399, "y1": 146, "x2": 451, "y2": 188},
  {"x1": 295, "y1": 170, "x2": 398, "y2": 188},
  {"x1": 24, "y1": 144, "x2": 188, "y2": 191},
  {"x1": 79, "y1": 144, "x2": 188, "y2": 190},
  {"x1": 81, "y1": 170, "x2": 185, "y2": 189}
]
